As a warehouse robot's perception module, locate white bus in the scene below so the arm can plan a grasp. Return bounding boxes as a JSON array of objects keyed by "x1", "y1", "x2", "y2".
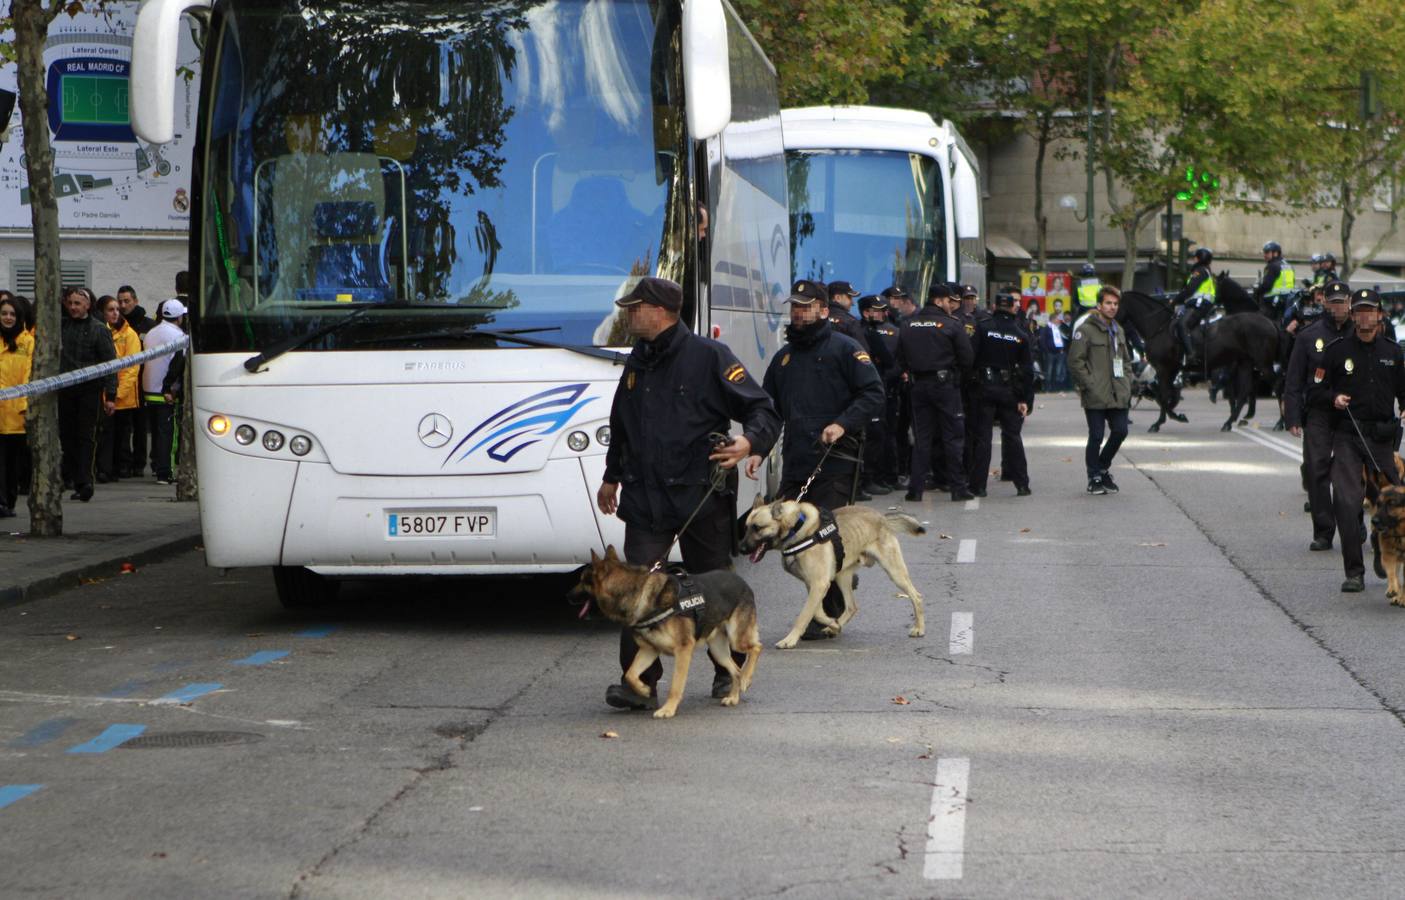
[
  {"x1": 130, "y1": 0, "x2": 788, "y2": 606},
  {"x1": 781, "y1": 106, "x2": 985, "y2": 300}
]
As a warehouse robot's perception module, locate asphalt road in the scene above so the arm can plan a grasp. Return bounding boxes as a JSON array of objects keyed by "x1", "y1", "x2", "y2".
[{"x1": 3, "y1": 390, "x2": 1405, "y2": 899}]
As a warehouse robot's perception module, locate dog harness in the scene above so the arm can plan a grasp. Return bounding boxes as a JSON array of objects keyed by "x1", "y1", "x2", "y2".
[
  {"x1": 631, "y1": 569, "x2": 707, "y2": 630},
  {"x1": 781, "y1": 507, "x2": 845, "y2": 571}
]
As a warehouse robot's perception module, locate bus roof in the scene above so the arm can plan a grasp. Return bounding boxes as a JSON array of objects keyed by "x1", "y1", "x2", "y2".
[{"x1": 781, "y1": 105, "x2": 954, "y2": 158}]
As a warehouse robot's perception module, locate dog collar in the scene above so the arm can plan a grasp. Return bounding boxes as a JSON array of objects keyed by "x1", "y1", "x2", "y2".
[
  {"x1": 782, "y1": 508, "x2": 842, "y2": 564},
  {"x1": 779, "y1": 512, "x2": 807, "y2": 547}
]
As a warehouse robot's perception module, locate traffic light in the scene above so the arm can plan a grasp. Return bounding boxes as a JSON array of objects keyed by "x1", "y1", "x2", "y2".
[{"x1": 1175, "y1": 166, "x2": 1220, "y2": 211}]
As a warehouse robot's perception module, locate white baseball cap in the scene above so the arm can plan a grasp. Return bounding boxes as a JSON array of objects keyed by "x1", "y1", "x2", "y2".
[{"x1": 162, "y1": 299, "x2": 188, "y2": 318}]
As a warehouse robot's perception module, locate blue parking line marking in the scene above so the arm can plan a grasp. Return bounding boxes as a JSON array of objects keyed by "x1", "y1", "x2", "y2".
[
  {"x1": 0, "y1": 785, "x2": 44, "y2": 809},
  {"x1": 104, "y1": 680, "x2": 144, "y2": 698},
  {"x1": 158, "y1": 683, "x2": 222, "y2": 704},
  {"x1": 297, "y1": 626, "x2": 337, "y2": 638},
  {"x1": 234, "y1": 650, "x2": 289, "y2": 666},
  {"x1": 67, "y1": 724, "x2": 146, "y2": 754},
  {"x1": 10, "y1": 718, "x2": 79, "y2": 749}
]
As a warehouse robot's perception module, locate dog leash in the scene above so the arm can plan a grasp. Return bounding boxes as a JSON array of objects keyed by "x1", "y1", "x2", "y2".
[
  {"x1": 648, "y1": 433, "x2": 734, "y2": 573},
  {"x1": 792, "y1": 442, "x2": 836, "y2": 503}
]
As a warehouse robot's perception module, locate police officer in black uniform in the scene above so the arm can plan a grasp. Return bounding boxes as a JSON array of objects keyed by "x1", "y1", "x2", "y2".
[
  {"x1": 746, "y1": 279, "x2": 885, "y2": 638},
  {"x1": 898, "y1": 282, "x2": 974, "y2": 502},
  {"x1": 1284, "y1": 279, "x2": 1352, "y2": 551},
  {"x1": 860, "y1": 294, "x2": 901, "y2": 495},
  {"x1": 827, "y1": 280, "x2": 871, "y2": 353},
  {"x1": 598, "y1": 277, "x2": 781, "y2": 708},
  {"x1": 881, "y1": 286, "x2": 917, "y2": 484},
  {"x1": 1325, "y1": 288, "x2": 1405, "y2": 593},
  {"x1": 968, "y1": 292, "x2": 1034, "y2": 497}
]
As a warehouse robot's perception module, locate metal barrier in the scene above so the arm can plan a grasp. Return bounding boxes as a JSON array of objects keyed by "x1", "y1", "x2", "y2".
[{"x1": 0, "y1": 335, "x2": 190, "y2": 402}]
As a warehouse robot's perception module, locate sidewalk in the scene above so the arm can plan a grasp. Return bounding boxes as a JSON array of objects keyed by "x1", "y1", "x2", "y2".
[{"x1": 0, "y1": 479, "x2": 202, "y2": 608}]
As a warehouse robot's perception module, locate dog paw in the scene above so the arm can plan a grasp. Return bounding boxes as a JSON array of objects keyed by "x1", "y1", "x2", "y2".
[
  {"x1": 909, "y1": 626, "x2": 925, "y2": 637},
  {"x1": 822, "y1": 623, "x2": 841, "y2": 636},
  {"x1": 775, "y1": 636, "x2": 799, "y2": 650},
  {"x1": 652, "y1": 706, "x2": 677, "y2": 719},
  {"x1": 720, "y1": 695, "x2": 739, "y2": 707}
]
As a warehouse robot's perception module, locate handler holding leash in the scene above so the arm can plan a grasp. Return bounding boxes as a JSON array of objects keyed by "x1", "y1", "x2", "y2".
[
  {"x1": 597, "y1": 277, "x2": 780, "y2": 709},
  {"x1": 1326, "y1": 289, "x2": 1405, "y2": 593}
]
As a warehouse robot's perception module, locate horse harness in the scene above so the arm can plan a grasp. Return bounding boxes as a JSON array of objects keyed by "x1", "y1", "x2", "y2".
[
  {"x1": 780, "y1": 506, "x2": 846, "y2": 571},
  {"x1": 632, "y1": 568, "x2": 707, "y2": 630}
]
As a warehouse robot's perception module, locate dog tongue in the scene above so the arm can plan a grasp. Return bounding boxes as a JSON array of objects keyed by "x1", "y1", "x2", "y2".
[
  {"x1": 577, "y1": 598, "x2": 591, "y2": 620},
  {"x1": 748, "y1": 546, "x2": 766, "y2": 564}
]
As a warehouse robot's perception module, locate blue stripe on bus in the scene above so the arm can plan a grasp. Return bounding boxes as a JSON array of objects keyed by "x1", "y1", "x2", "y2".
[
  {"x1": 233, "y1": 650, "x2": 289, "y2": 666},
  {"x1": 67, "y1": 724, "x2": 146, "y2": 754},
  {"x1": 10, "y1": 718, "x2": 79, "y2": 749},
  {"x1": 0, "y1": 785, "x2": 44, "y2": 809},
  {"x1": 158, "y1": 683, "x2": 222, "y2": 704}
]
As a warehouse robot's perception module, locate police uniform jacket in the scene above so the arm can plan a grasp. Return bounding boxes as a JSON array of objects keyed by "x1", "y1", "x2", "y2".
[
  {"x1": 896, "y1": 305, "x2": 973, "y2": 377},
  {"x1": 604, "y1": 323, "x2": 780, "y2": 534},
  {"x1": 1254, "y1": 258, "x2": 1286, "y2": 302},
  {"x1": 1283, "y1": 315, "x2": 1354, "y2": 429},
  {"x1": 863, "y1": 320, "x2": 900, "y2": 385},
  {"x1": 1174, "y1": 264, "x2": 1214, "y2": 305},
  {"x1": 972, "y1": 310, "x2": 1035, "y2": 407},
  {"x1": 1067, "y1": 312, "x2": 1133, "y2": 409},
  {"x1": 762, "y1": 321, "x2": 884, "y2": 479},
  {"x1": 1325, "y1": 331, "x2": 1405, "y2": 435},
  {"x1": 827, "y1": 303, "x2": 871, "y2": 353}
]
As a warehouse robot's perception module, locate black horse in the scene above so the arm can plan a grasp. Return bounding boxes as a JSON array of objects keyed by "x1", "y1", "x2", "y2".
[
  {"x1": 1116, "y1": 291, "x2": 1188, "y2": 432},
  {"x1": 1175, "y1": 275, "x2": 1284, "y2": 431},
  {"x1": 1215, "y1": 276, "x2": 1297, "y2": 429}
]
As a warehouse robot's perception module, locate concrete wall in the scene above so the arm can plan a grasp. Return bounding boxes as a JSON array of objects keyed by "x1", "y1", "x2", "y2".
[{"x1": 0, "y1": 233, "x2": 189, "y2": 308}]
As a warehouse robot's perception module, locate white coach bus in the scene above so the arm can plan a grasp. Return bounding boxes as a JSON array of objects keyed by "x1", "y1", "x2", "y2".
[
  {"x1": 129, "y1": 0, "x2": 788, "y2": 606},
  {"x1": 781, "y1": 106, "x2": 984, "y2": 299}
]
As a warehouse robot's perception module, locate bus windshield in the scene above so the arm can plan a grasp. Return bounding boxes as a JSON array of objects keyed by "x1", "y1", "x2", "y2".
[
  {"x1": 787, "y1": 148, "x2": 944, "y2": 299},
  {"x1": 197, "y1": 0, "x2": 688, "y2": 352}
]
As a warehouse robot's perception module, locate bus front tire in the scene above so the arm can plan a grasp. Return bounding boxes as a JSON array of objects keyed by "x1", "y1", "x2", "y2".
[{"x1": 272, "y1": 566, "x2": 340, "y2": 609}]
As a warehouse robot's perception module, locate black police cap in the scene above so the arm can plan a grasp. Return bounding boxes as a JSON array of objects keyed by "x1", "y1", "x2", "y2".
[
  {"x1": 786, "y1": 279, "x2": 827, "y2": 305},
  {"x1": 1351, "y1": 288, "x2": 1382, "y2": 309},
  {"x1": 928, "y1": 282, "x2": 952, "y2": 301},
  {"x1": 960, "y1": 284, "x2": 979, "y2": 298},
  {"x1": 858, "y1": 294, "x2": 888, "y2": 312},
  {"x1": 827, "y1": 280, "x2": 859, "y2": 298},
  {"x1": 880, "y1": 285, "x2": 911, "y2": 300},
  {"x1": 615, "y1": 276, "x2": 683, "y2": 312},
  {"x1": 1323, "y1": 279, "x2": 1351, "y2": 300}
]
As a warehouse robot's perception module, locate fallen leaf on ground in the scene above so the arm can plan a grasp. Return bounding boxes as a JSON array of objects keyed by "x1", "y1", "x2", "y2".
[
  {"x1": 938, "y1": 533, "x2": 952, "y2": 540},
  {"x1": 891, "y1": 696, "x2": 910, "y2": 705},
  {"x1": 916, "y1": 753, "x2": 931, "y2": 760},
  {"x1": 600, "y1": 730, "x2": 619, "y2": 739},
  {"x1": 1061, "y1": 457, "x2": 1073, "y2": 463},
  {"x1": 1019, "y1": 527, "x2": 1031, "y2": 533},
  {"x1": 65, "y1": 634, "x2": 79, "y2": 641}
]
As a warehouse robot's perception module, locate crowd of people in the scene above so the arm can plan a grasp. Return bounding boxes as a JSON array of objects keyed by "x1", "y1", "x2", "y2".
[{"x1": 0, "y1": 274, "x2": 190, "y2": 518}]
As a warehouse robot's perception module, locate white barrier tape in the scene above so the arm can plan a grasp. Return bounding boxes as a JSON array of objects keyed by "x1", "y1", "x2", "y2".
[{"x1": 0, "y1": 335, "x2": 190, "y2": 402}]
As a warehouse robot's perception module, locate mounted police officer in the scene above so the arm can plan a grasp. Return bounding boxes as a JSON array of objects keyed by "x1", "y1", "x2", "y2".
[
  {"x1": 826, "y1": 280, "x2": 871, "y2": 353},
  {"x1": 968, "y1": 292, "x2": 1034, "y2": 497},
  {"x1": 1284, "y1": 279, "x2": 1352, "y2": 552},
  {"x1": 1075, "y1": 263, "x2": 1101, "y2": 320},
  {"x1": 1317, "y1": 252, "x2": 1339, "y2": 287},
  {"x1": 746, "y1": 279, "x2": 884, "y2": 639},
  {"x1": 898, "y1": 282, "x2": 974, "y2": 502},
  {"x1": 1174, "y1": 247, "x2": 1217, "y2": 360},
  {"x1": 859, "y1": 294, "x2": 900, "y2": 496},
  {"x1": 597, "y1": 277, "x2": 780, "y2": 709},
  {"x1": 1326, "y1": 288, "x2": 1405, "y2": 592},
  {"x1": 1255, "y1": 240, "x2": 1296, "y2": 320}
]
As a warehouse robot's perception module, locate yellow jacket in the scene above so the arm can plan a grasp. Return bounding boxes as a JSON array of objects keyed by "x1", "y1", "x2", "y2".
[
  {"x1": 110, "y1": 320, "x2": 142, "y2": 410},
  {"x1": 0, "y1": 331, "x2": 34, "y2": 435}
]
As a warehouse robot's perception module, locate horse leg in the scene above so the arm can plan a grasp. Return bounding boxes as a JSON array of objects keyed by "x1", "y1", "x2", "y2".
[
  {"x1": 1240, "y1": 366, "x2": 1255, "y2": 426},
  {"x1": 1149, "y1": 373, "x2": 1170, "y2": 432}
]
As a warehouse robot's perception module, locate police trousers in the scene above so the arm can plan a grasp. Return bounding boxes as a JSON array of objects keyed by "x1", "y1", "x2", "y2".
[
  {"x1": 909, "y1": 379, "x2": 966, "y2": 494},
  {"x1": 969, "y1": 388, "x2": 1028, "y2": 493},
  {"x1": 1331, "y1": 429, "x2": 1393, "y2": 578},
  {"x1": 1303, "y1": 408, "x2": 1336, "y2": 543},
  {"x1": 864, "y1": 396, "x2": 898, "y2": 486},
  {"x1": 618, "y1": 492, "x2": 736, "y2": 689}
]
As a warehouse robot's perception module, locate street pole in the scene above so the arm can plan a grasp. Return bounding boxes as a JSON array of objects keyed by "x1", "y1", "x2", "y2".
[{"x1": 1086, "y1": 40, "x2": 1095, "y2": 266}]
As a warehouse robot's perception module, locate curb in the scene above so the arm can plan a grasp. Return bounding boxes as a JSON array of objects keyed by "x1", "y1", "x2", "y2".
[{"x1": 0, "y1": 527, "x2": 204, "y2": 611}]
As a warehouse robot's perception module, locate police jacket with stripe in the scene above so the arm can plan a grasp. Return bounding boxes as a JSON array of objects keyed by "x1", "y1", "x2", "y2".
[
  {"x1": 827, "y1": 303, "x2": 871, "y2": 353},
  {"x1": 1325, "y1": 330, "x2": 1405, "y2": 431},
  {"x1": 1254, "y1": 258, "x2": 1285, "y2": 302},
  {"x1": 762, "y1": 321, "x2": 884, "y2": 479},
  {"x1": 972, "y1": 310, "x2": 1036, "y2": 407},
  {"x1": 896, "y1": 304, "x2": 973, "y2": 375},
  {"x1": 1283, "y1": 315, "x2": 1354, "y2": 428},
  {"x1": 605, "y1": 323, "x2": 779, "y2": 534},
  {"x1": 1174, "y1": 264, "x2": 1213, "y2": 305}
]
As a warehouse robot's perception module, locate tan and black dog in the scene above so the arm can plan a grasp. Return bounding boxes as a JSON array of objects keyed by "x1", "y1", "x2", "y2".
[
  {"x1": 571, "y1": 547, "x2": 762, "y2": 718},
  {"x1": 1364, "y1": 454, "x2": 1405, "y2": 605},
  {"x1": 740, "y1": 499, "x2": 927, "y2": 649}
]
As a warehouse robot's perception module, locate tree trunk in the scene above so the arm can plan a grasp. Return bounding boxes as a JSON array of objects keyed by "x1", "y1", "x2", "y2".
[
  {"x1": 1339, "y1": 180, "x2": 1355, "y2": 280},
  {"x1": 1034, "y1": 114, "x2": 1050, "y2": 271},
  {"x1": 1121, "y1": 219, "x2": 1140, "y2": 291},
  {"x1": 13, "y1": 0, "x2": 66, "y2": 537}
]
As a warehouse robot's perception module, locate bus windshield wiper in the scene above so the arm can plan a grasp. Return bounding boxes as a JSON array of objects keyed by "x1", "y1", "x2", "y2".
[
  {"x1": 361, "y1": 327, "x2": 627, "y2": 365},
  {"x1": 243, "y1": 305, "x2": 378, "y2": 372}
]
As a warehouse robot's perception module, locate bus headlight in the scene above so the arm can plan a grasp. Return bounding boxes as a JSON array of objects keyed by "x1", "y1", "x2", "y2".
[
  {"x1": 595, "y1": 426, "x2": 611, "y2": 447},
  {"x1": 567, "y1": 431, "x2": 589, "y2": 452},
  {"x1": 207, "y1": 415, "x2": 230, "y2": 436},
  {"x1": 289, "y1": 435, "x2": 313, "y2": 457},
  {"x1": 234, "y1": 425, "x2": 257, "y2": 445},
  {"x1": 262, "y1": 430, "x2": 285, "y2": 452}
]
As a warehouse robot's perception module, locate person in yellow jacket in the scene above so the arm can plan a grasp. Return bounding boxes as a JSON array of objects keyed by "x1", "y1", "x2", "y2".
[
  {"x1": 0, "y1": 295, "x2": 33, "y2": 517},
  {"x1": 96, "y1": 295, "x2": 143, "y2": 483}
]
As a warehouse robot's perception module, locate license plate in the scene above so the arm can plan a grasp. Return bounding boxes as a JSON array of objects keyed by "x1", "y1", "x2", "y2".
[{"x1": 387, "y1": 510, "x2": 496, "y2": 538}]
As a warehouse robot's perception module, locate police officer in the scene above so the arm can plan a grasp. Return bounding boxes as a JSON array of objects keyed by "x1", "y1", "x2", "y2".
[
  {"x1": 1326, "y1": 288, "x2": 1405, "y2": 593},
  {"x1": 1318, "y1": 252, "x2": 1339, "y2": 287},
  {"x1": 1174, "y1": 247, "x2": 1217, "y2": 359},
  {"x1": 860, "y1": 294, "x2": 901, "y2": 495},
  {"x1": 598, "y1": 277, "x2": 781, "y2": 709},
  {"x1": 1075, "y1": 263, "x2": 1101, "y2": 319},
  {"x1": 968, "y1": 292, "x2": 1034, "y2": 497},
  {"x1": 827, "y1": 280, "x2": 871, "y2": 353},
  {"x1": 882, "y1": 286, "x2": 918, "y2": 483},
  {"x1": 898, "y1": 282, "x2": 974, "y2": 502},
  {"x1": 747, "y1": 279, "x2": 884, "y2": 638},
  {"x1": 1284, "y1": 279, "x2": 1352, "y2": 552},
  {"x1": 1255, "y1": 240, "x2": 1296, "y2": 318}
]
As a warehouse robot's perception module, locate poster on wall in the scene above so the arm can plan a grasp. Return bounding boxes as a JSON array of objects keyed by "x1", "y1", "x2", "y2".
[
  {"x1": 1019, "y1": 271, "x2": 1073, "y2": 313},
  {"x1": 0, "y1": 2, "x2": 199, "y2": 233}
]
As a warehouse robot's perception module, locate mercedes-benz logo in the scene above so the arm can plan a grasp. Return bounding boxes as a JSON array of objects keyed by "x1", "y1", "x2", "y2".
[{"x1": 417, "y1": 413, "x2": 453, "y2": 449}]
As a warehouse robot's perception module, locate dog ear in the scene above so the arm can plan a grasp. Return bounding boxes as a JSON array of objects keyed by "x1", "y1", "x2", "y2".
[
  {"x1": 589, "y1": 548, "x2": 600, "y2": 564},
  {"x1": 770, "y1": 501, "x2": 785, "y2": 520},
  {"x1": 604, "y1": 544, "x2": 619, "y2": 562},
  {"x1": 750, "y1": 493, "x2": 766, "y2": 511}
]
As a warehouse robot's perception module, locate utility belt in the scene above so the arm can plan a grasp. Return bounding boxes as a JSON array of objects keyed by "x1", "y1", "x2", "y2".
[
  {"x1": 910, "y1": 368, "x2": 957, "y2": 385},
  {"x1": 977, "y1": 366, "x2": 1016, "y2": 386}
]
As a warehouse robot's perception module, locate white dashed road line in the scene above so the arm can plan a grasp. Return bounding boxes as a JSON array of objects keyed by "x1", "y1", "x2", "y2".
[
  {"x1": 1235, "y1": 427, "x2": 1302, "y2": 462},
  {"x1": 924, "y1": 757, "x2": 972, "y2": 880},
  {"x1": 956, "y1": 539, "x2": 977, "y2": 563},
  {"x1": 949, "y1": 612, "x2": 973, "y2": 655}
]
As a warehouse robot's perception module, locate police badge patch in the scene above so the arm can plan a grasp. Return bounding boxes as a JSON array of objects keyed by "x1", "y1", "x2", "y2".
[
  {"x1": 1314, "y1": 367, "x2": 1325, "y2": 383},
  {"x1": 626, "y1": 371, "x2": 636, "y2": 390},
  {"x1": 724, "y1": 363, "x2": 747, "y2": 383},
  {"x1": 1316, "y1": 337, "x2": 1325, "y2": 352},
  {"x1": 854, "y1": 351, "x2": 871, "y2": 364},
  {"x1": 781, "y1": 353, "x2": 791, "y2": 367},
  {"x1": 1073, "y1": 330, "x2": 1084, "y2": 341},
  {"x1": 1345, "y1": 358, "x2": 1356, "y2": 374}
]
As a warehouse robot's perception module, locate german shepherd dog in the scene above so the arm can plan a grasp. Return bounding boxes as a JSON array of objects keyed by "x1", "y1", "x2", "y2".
[
  {"x1": 1363, "y1": 454, "x2": 1405, "y2": 605},
  {"x1": 740, "y1": 499, "x2": 927, "y2": 649},
  {"x1": 571, "y1": 547, "x2": 762, "y2": 718}
]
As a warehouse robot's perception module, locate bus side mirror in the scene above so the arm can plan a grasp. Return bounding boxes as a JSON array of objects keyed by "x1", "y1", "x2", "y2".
[
  {"x1": 682, "y1": 0, "x2": 731, "y2": 141},
  {"x1": 130, "y1": 0, "x2": 212, "y2": 145}
]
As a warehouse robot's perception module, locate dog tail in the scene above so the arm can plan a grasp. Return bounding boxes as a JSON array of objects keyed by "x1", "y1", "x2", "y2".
[{"x1": 882, "y1": 512, "x2": 926, "y2": 536}]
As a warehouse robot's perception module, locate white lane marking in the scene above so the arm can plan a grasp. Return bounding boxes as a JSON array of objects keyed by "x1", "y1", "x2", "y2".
[
  {"x1": 924, "y1": 757, "x2": 972, "y2": 880},
  {"x1": 1235, "y1": 428, "x2": 1301, "y2": 462},
  {"x1": 964, "y1": 498, "x2": 980, "y2": 511},
  {"x1": 1242, "y1": 427, "x2": 1302, "y2": 455},
  {"x1": 949, "y1": 612, "x2": 973, "y2": 655},
  {"x1": 956, "y1": 539, "x2": 977, "y2": 563}
]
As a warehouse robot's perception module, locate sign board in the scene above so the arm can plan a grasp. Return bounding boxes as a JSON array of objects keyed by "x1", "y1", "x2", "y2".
[
  {"x1": 1020, "y1": 271, "x2": 1072, "y2": 313},
  {"x1": 0, "y1": 2, "x2": 199, "y2": 233}
]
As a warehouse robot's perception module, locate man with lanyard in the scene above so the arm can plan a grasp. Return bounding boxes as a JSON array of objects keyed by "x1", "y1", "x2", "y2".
[
  {"x1": 1254, "y1": 241, "x2": 1296, "y2": 319},
  {"x1": 746, "y1": 279, "x2": 884, "y2": 640},
  {"x1": 897, "y1": 282, "x2": 975, "y2": 503},
  {"x1": 1326, "y1": 288, "x2": 1405, "y2": 593},
  {"x1": 1075, "y1": 263, "x2": 1101, "y2": 320},
  {"x1": 967, "y1": 292, "x2": 1034, "y2": 498},
  {"x1": 1068, "y1": 285, "x2": 1134, "y2": 495},
  {"x1": 597, "y1": 277, "x2": 780, "y2": 709},
  {"x1": 1174, "y1": 247, "x2": 1217, "y2": 361},
  {"x1": 1285, "y1": 279, "x2": 1352, "y2": 552},
  {"x1": 859, "y1": 294, "x2": 900, "y2": 496}
]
